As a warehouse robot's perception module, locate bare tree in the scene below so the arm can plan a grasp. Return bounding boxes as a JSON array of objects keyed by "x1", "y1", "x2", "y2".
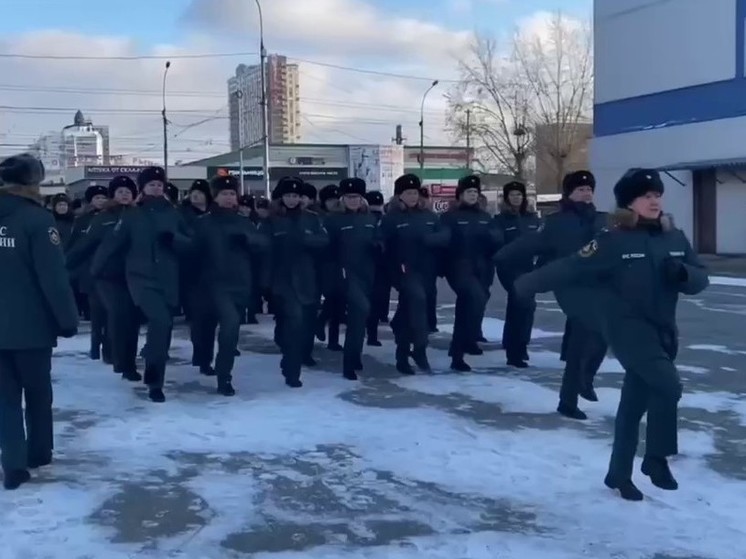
[
  {"x1": 448, "y1": 12, "x2": 593, "y2": 188},
  {"x1": 446, "y1": 34, "x2": 534, "y2": 180},
  {"x1": 513, "y1": 12, "x2": 594, "y2": 190}
]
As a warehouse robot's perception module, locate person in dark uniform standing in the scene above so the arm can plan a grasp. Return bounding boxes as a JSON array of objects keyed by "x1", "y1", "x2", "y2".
[
  {"x1": 67, "y1": 183, "x2": 110, "y2": 363},
  {"x1": 364, "y1": 190, "x2": 389, "y2": 346},
  {"x1": 315, "y1": 184, "x2": 344, "y2": 350},
  {"x1": 514, "y1": 169, "x2": 709, "y2": 501},
  {"x1": 0, "y1": 154, "x2": 79, "y2": 490},
  {"x1": 50, "y1": 193, "x2": 75, "y2": 247},
  {"x1": 67, "y1": 177, "x2": 142, "y2": 381},
  {"x1": 440, "y1": 175, "x2": 502, "y2": 371},
  {"x1": 319, "y1": 184, "x2": 340, "y2": 213},
  {"x1": 324, "y1": 178, "x2": 378, "y2": 380},
  {"x1": 263, "y1": 177, "x2": 329, "y2": 387},
  {"x1": 179, "y1": 179, "x2": 212, "y2": 324},
  {"x1": 418, "y1": 186, "x2": 439, "y2": 333},
  {"x1": 495, "y1": 170, "x2": 607, "y2": 420},
  {"x1": 380, "y1": 174, "x2": 450, "y2": 374},
  {"x1": 91, "y1": 166, "x2": 192, "y2": 403},
  {"x1": 189, "y1": 174, "x2": 268, "y2": 395},
  {"x1": 250, "y1": 196, "x2": 272, "y2": 319},
  {"x1": 493, "y1": 180, "x2": 541, "y2": 367}
]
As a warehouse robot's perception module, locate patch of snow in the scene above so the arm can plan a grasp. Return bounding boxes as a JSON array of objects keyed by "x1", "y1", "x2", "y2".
[
  {"x1": 687, "y1": 344, "x2": 746, "y2": 355},
  {"x1": 437, "y1": 317, "x2": 562, "y2": 340},
  {"x1": 710, "y1": 276, "x2": 746, "y2": 287},
  {"x1": 4, "y1": 329, "x2": 746, "y2": 558}
]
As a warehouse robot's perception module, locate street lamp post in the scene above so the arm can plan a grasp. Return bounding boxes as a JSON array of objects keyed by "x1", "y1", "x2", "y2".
[
  {"x1": 255, "y1": 0, "x2": 271, "y2": 198},
  {"x1": 419, "y1": 79, "x2": 439, "y2": 173},
  {"x1": 234, "y1": 90, "x2": 246, "y2": 195},
  {"x1": 162, "y1": 61, "x2": 171, "y2": 181}
]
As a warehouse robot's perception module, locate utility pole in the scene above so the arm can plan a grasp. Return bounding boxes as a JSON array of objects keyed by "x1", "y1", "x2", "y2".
[
  {"x1": 465, "y1": 108, "x2": 471, "y2": 171},
  {"x1": 419, "y1": 80, "x2": 439, "y2": 172},
  {"x1": 162, "y1": 61, "x2": 171, "y2": 180},
  {"x1": 235, "y1": 90, "x2": 245, "y2": 195},
  {"x1": 255, "y1": 0, "x2": 271, "y2": 198}
]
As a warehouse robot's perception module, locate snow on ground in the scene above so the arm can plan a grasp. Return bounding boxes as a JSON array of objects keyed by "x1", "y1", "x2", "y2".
[
  {"x1": 2, "y1": 314, "x2": 746, "y2": 558},
  {"x1": 710, "y1": 276, "x2": 746, "y2": 287}
]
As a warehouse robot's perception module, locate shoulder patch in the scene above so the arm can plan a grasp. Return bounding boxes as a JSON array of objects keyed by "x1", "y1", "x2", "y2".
[
  {"x1": 578, "y1": 239, "x2": 598, "y2": 258},
  {"x1": 48, "y1": 227, "x2": 61, "y2": 246}
]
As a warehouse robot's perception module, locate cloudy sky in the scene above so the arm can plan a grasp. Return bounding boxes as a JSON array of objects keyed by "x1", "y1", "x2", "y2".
[{"x1": 0, "y1": 0, "x2": 590, "y2": 163}]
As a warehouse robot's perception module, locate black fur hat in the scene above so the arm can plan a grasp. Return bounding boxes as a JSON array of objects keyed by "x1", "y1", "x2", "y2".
[
  {"x1": 364, "y1": 191, "x2": 384, "y2": 206},
  {"x1": 0, "y1": 153, "x2": 45, "y2": 187},
  {"x1": 190, "y1": 179, "x2": 214, "y2": 203},
  {"x1": 238, "y1": 194, "x2": 255, "y2": 209},
  {"x1": 301, "y1": 181, "x2": 317, "y2": 200},
  {"x1": 166, "y1": 182, "x2": 179, "y2": 204},
  {"x1": 85, "y1": 183, "x2": 109, "y2": 203},
  {"x1": 394, "y1": 173, "x2": 421, "y2": 196},
  {"x1": 319, "y1": 183, "x2": 339, "y2": 204},
  {"x1": 456, "y1": 174, "x2": 481, "y2": 199},
  {"x1": 338, "y1": 177, "x2": 366, "y2": 196},
  {"x1": 614, "y1": 169, "x2": 664, "y2": 208},
  {"x1": 562, "y1": 170, "x2": 595, "y2": 197},
  {"x1": 136, "y1": 166, "x2": 166, "y2": 190},
  {"x1": 108, "y1": 176, "x2": 137, "y2": 199},
  {"x1": 255, "y1": 196, "x2": 270, "y2": 210},
  {"x1": 273, "y1": 176, "x2": 304, "y2": 199},
  {"x1": 502, "y1": 180, "x2": 526, "y2": 199},
  {"x1": 210, "y1": 175, "x2": 239, "y2": 195}
]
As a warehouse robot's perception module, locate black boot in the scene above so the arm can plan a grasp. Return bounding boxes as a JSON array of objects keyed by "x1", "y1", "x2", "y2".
[
  {"x1": 3, "y1": 469, "x2": 30, "y2": 490},
  {"x1": 641, "y1": 457, "x2": 678, "y2": 490},
  {"x1": 395, "y1": 345, "x2": 414, "y2": 375},
  {"x1": 450, "y1": 358, "x2": 471, "y2": 372},
  {"x1": 122, "y1": 369, "x2": 142, "y2": 382},
  {"x1": 604, "y1": 474, "x2": 644, "y2": 501},
  {"x1": 411, "y1": 347, "x2": 432, "y2": 373},
  {"x1": 148, "y1": 388, "x2": 166, "y2": 403},
  {"x1": 200, "y1": 365, "x2": 216, "y2": 377},
  {"x1": 557, "y1": 402, "x2": 587, "y2": 420},
  {"x1": 343, "y1": 369, "x2": 358, "y2": 381},
  {"x1": 217, "y1": 382, "x2": 236, "y2": 397},
  {"x1": 367, "y1": 337, "x2": 382, "y2": 347},
  {"x1": 580, "y1": 386, "x2": 599, "y2": 402}
]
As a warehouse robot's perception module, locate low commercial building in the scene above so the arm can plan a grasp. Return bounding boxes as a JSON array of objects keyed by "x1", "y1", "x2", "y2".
[{"x1": 63, "y1": 165, "x2": 207, "y2": 199}]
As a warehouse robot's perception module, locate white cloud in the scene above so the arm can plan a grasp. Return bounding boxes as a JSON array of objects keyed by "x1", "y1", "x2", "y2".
[{"x1": 0, "y1": 1, "x2": 573, "y2": 165}]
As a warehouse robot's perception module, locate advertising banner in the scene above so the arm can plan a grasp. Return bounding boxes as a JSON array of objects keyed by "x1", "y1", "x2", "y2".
[{"x1": 207, "y1": 166, "x2": 347, "y2": 182}]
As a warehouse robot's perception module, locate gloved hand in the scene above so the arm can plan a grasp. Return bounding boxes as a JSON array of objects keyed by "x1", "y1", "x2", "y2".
[
  {"x1": 662, "y1": 257, "x2": 687, "y2": 284},
  {"x1": 59, "y1": 327, "x2": 78, "y2": 338}
]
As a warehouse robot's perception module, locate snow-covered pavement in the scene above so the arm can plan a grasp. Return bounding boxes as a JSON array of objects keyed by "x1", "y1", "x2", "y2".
[{"x1": 3, "y1": 279, "x2": 746, "y2": 559}]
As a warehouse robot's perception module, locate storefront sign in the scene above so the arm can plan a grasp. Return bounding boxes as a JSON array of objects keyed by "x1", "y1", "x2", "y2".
[
  {"x1": 207, "y1": 166, "x2": 348, "y2": 181},
  {"x1": 84, "y1": 166, "x2": 147, "y2": 178}
]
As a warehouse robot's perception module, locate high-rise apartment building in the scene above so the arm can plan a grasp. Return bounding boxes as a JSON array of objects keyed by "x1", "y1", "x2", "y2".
[{"x1": 228, "y1": 54, "x2": 301, "y2": 150}]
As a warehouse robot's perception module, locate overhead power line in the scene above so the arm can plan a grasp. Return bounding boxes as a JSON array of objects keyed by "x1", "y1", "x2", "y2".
[
  {"x1": 0, "y1": 50, "x2": 458, "y2": 83},
  {"x1": 0, "y1": 83, "x2": 446, "y2": 116}
]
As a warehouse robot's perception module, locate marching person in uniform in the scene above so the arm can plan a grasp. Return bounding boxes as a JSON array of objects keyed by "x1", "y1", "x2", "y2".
[
  {"x1": 380, "y1": 174, "x2": 450, "y2": 374},
  {"x1": 91, "y1": 166, "x2": 192, "y2": 403},
  {"x1": 50, "y1": 193, "x2": 75, "y2": 247},
  {"x1": 514, "y1": 169, "x2": 709, "y2": 501},
  {"x1": 0, "y1": 154, "x2": 79, "y2": 490},
  {"x1": 315, "y1": 183, "x2": 344, "y2": 351},
  {"x1": 418, "y1": 186, "x2": 439, "y2": 333},
  {"x1": 495, "y1": 170, "x2": 607, "y2": 419},
  {"x1": 263, "y1": 177, "x2": 329, "y2": 387},
  {"x1": 67, "y1": 183, "x2": 111, "y2": 363},
  {"x1": 493, "y1": 180, "x2": 541, "y2": 367},
  {"x1": 440, "y1": 175, "x2": 502, "y2": 371},
  {"x1": 324, "y1": 178, "x2": 379, "y2": 380},
  {"x1": 67, "y1": 176, "x2": 142, "y2": 381},
  {"x1": 364, "y1": 190, "x2": 389, "y2": 346},
  {"x1": 188, "y1": 174, "x2": 268, "y2": 395}
]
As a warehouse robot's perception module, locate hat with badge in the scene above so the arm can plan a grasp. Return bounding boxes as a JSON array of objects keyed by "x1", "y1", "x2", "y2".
[
  {"x1": 108, "y1": 175, "x2": 137, "y2": 199},
  {"x1": 502, "y1": 180, "x2": 526, "y2": 199},
  {"x1": 210, "y1": 174, "x2": 239, "y2": 195},
  {"x1": 455, "y1": 174, "x2": 481, "y2": 198},
  {"x1": 562, "y1": 170, "x2": 595, "y2": 197},
  {"x1": 85, "y1": 183, "x2": 109, "y2": 202},
  {"x1": 319, "y1": 183, "x2": 339, "y2": 204},
  {"x1": 613, "y1": 168, "x2": 664, "y2": 208},
  {"x1": 136, "y1": 166, "x2": 166, "y2": 190},
  {"x1": 238, "y1": 194, "x2": 255, "y2": 209},
  {"x1": 0, "y1": 153, "x2": 45, "y2": 187},
  {"x1": 190, "y1": 179, "x2": 214, "y2": 203},
  {"x1": 394, "y1": 173, "x2": 421, "y2": 196},
  {"x1": 338, "y1": 177, "x2": 366, "y2": 197},
  {"x1": 364, "y1": 190, "x2": 384, "y2": 206},
  {"x1": 255, "y1": 196, "x2": 269, "y2": 210},
  {"x1": 273, "y1": 176, "x2": 304, "y2": 199},
  {"x1": 166, "y1": 182, "x2": 180, "y2": 204},
  {"x1": 301, "y1": 181, "x2": 317, "y2": 200}
]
